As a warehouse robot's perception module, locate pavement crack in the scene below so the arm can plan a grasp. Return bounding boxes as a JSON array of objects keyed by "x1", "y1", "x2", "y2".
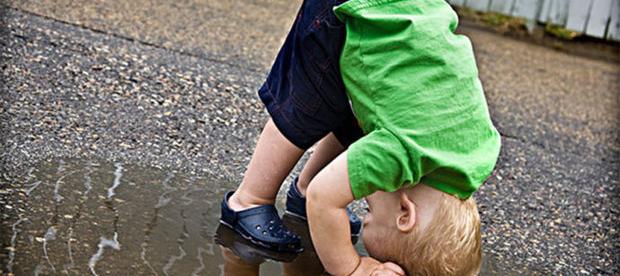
[{"x1": 3, "y1": 5, "x2": 263, "y2": 73}]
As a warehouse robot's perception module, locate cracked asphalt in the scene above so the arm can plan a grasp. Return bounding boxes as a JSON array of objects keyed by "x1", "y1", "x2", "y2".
[{"x1": 1, "y1": 0, "x2": 619, "y2": 274}]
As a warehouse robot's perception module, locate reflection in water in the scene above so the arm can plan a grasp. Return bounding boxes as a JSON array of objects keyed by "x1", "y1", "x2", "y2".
[
  {"x1": 53, "y1": 160, "x2": 67, "y2": 202},
  {"x1": 215, "y1": 214, "x2": 327, "y2": 276},
  {"x1": 163, "y1": 244, "x2": 187, "y2": 276},
  {"x1": 0, "y1": 160, "x2": 315, "y2": 274},
  {"x1": 54, "y1": 171, "x2": 78, "y2": 203},
  {"x1": 88, "y1": 233, "x2": 121, "y2": 276},
  {"x1": 25, "y1": 180, "x2": 42, "y2": 196},
  {"x1": 7, "y1": 217, "x2": 27, "y2": 274},
  {"x1": 0, "y1": 159, "x2": 506, "y2": 275},
  {"x1": 106, "y1": 162, "x2": 124, "y2": 199},
  {"x1": 192, "y1": 247, "x2": 207, "y2": 276},
  {"x1": 163, "y1": 192, "x2": 190, "y2": 276},
  {"x1": 83, "y1": 162, "x2": 94, "y2": 195},
  {"x1": 142, "y1": 171, "x2": 177, "y2": 276},
  {"x1": 42, "y1": 226, "x2": 58, "y2": 273},
  {"x1": 155, "y1": 172, "x2": 176, "y2": 209},
  {"x1": 64, "y1": 227, "x2": 75, "y2": 273},
  {"x1": 23, "y1": 167, "x2": 38, "y2": 195}
]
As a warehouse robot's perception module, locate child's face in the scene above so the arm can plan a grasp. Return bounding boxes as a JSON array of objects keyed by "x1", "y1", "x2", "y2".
[{"x1": 361, "y1": 191, "x2": 402, "y2": 261}]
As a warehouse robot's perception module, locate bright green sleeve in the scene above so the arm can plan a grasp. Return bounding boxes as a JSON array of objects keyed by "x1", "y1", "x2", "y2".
[{"x1": 347, "y1": 128, "x2": 416, "y2": 199}]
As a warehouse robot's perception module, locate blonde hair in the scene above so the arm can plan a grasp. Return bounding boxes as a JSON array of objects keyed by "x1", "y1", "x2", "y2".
[{"x1": 390, "y1": 194, "x2": 482, "y2": 276}]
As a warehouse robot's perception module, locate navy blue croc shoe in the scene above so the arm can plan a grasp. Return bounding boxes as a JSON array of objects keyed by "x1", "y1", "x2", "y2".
[
  {"x1": 285, "y1": 177, "x2": 362, "y2": 243},
  {"x1": 220, "y1": 191, "x2": 303, "y2": 253}
]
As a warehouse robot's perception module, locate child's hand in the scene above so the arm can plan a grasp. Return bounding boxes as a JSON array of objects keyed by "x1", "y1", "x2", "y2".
[{"x1": 351, "y1": 257, "x2": 406, "y2": 276}]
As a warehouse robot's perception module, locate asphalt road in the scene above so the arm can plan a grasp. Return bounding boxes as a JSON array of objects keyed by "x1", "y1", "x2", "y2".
[{"x1": 1, "y1": 0, "x2": 619, "y2": 274}]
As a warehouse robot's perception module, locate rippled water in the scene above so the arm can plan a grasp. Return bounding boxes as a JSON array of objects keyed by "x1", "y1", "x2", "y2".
[
  {"x1": 0, "y1": 160, "x2": 347, "y2": 275},
  {"x1": 1, "y1": 159, "x2": 507, "y2": 275}
]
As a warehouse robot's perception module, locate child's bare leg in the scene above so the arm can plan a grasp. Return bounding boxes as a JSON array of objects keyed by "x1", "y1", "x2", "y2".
[
  {"x1": 220, "y1": 246, "x2": 260, "y2": 276},
  {"x1": 228, "y1": 118, "x2": 304, "y2": 211},
  {"x1": 286, "y1": 132, "x2": 362, "y2": 241},
  {"x1": 296, "y1": 132, "x2": 345, "y2": 197}
]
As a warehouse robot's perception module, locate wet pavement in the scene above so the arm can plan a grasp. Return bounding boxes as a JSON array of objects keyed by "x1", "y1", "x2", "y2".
[
  {"x1": 2, "y1": 160, "x2": 232, "y2": 275},
  {"x1": 1, "y1": 0, "x2": 619, "y2": 275},
  {"x1": 0, "y1": 159, "x2": 513, "y2": 275},
  {"x1": 0, "y1": 159, "x2": 321, "y2": 275}
]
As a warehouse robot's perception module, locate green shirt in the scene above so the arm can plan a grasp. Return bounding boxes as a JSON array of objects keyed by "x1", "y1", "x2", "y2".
[{"x1": 334, "y1": 0, "x2": 501, "y2": 199}]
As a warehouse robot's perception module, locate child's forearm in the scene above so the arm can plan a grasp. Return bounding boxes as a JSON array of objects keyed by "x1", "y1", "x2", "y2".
[
  {"x1": 306, "y1": 164, "x2": 361, "y2": 275},
  {"x1": 307, "y1": 197, "x2": 360, "y2": 275}
]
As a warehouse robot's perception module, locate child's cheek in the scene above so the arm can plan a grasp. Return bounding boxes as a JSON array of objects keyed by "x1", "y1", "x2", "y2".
[
  {"x1": 362, "y1": 231, "x2": 386, "y2": 261},
  {"x1": 362, "y1": 220, "x2": 379, "y2": 250},
  {"x1": 361, "y1": 231, "x2": 374, "y2": 255}
]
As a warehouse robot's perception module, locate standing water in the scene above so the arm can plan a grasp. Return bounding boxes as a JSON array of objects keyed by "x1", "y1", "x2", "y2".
[
  {"x1": 0, "y1": 159, "x2": 343, "y2": 275},
  {"x1": 0, "y1": 159, "x2": 506, "y2": 275}
]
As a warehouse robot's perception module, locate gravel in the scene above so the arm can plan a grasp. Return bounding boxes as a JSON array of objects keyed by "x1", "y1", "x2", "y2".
[{"x1": 1, "y1": 4, "x2": 619, "y2": 275}]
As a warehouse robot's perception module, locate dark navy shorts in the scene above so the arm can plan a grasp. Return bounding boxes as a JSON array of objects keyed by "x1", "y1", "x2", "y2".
[{"x1": 258, "y1": 0, "x2": 363, "y2": 150}]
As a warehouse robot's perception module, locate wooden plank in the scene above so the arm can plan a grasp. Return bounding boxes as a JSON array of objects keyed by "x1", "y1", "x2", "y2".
[
  {"x1": 538, "y1": 0, "x2": 569, "y2": 24},
  {"x1": 565, "y1": 0, "x2": 594, "y2": 32},
  {"x1": 447, "y1": 0, "x2": 467, "y2": 6},
  {"x1": 607, "y1": 0, "x2": 620, "y2": 40},
  {"x1": 489, "y1": 0, "x2": 515, "y2": 14},
  {"x1": 466, "y1": 0, "x2": 491, "y2": 11},
  {"x1": 511, "y1": 0, "x2": 541, "y2": 20},
  {"x1": 539, "y1": 0, "x2": 552, "y2": 22},
  {"x1": 585, "y1": 0, "x2": 613, "y2": 38},
  {"x1": 547, "y1": 0, "x2": 570, "y2": 25}
]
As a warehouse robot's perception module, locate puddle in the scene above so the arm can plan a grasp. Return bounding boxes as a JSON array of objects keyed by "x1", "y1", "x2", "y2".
[
  {"x1": 1, "y1": 159, "x2": 508, "y2": 275},
  {"x1": 0, "y1": 159, "x2": 359, "y2": 275}
]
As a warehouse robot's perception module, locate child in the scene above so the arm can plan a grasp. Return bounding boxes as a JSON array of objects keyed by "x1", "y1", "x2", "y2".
[
  {"x1": 305, "y1": 0, "x2": 501, "y2": 274},
  {"x1": 221, "y1": 0, "x2": 501, "y2": 274},
  {"x1": 220, "y1": 0, "x2": 365, "y2": 253}
]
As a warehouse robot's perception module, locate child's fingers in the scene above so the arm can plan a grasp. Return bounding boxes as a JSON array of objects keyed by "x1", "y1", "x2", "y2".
[
  {"x1": 370, "y1": 268, "x2": 403, "y2": 276},
  {"x1": 377, "y1": 262, "x2": 406, "y2": 276}
]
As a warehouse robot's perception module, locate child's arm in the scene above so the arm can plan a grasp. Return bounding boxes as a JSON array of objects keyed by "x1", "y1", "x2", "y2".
[
  {"x1": 306, "y1": 169, "x2": 358, "y2": 274},
  {"x1": 306, "y1": 153, "x2": 404, "y2": 275}
]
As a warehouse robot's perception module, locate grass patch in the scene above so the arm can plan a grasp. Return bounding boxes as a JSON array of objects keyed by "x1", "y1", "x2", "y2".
[
  {"x1": 455, "y1": 6, "x2": 581, "y2": 41},
  {"x1": 457, "y1": 7, "x2": 528, "y2": 34},
  {"x1": 481, "y1": 12, "x2": 528, "y2": 34},
  {"x1": 544, "y1": 24, "x2": 579, "y2": 40}
]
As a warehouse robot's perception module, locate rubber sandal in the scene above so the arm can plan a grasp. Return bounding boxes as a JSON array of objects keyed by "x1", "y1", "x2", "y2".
[
  {"x1": 284, "y1": 177, "x2": 362, "y2": 243},
  {"x1": 220, "y1": 191, "x2": 303, "y2": 253}
]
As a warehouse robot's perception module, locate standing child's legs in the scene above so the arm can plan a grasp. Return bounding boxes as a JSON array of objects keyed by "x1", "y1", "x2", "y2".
[
  {"x1": 230, "y1": 126, "x2": 349, "y2": 209},
  {"x1": 227, "y1": 119, "x2": 304, "y2": 211},
  {"x1": 284, "y1": 130, "x2": 363, "y2": 243},
  {"x1": 296, "y1": 132, "x2": 346, "y2": 197},
  {"x1": 220, "y1": 0, "x2": 364, "y2": 251},
  {"x1": 220, "y1": 121, "x2": 355, "y2": 252}
]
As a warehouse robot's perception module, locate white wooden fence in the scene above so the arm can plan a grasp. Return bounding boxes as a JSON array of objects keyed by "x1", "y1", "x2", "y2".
[{"x1": 447, "y1": 0, "x2": 620, "y2": 41}]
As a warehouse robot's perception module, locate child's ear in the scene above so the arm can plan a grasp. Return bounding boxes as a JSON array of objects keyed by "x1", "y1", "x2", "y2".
[{"x1": 396, "y1": 192, "x2": 416, "y2": 233}]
